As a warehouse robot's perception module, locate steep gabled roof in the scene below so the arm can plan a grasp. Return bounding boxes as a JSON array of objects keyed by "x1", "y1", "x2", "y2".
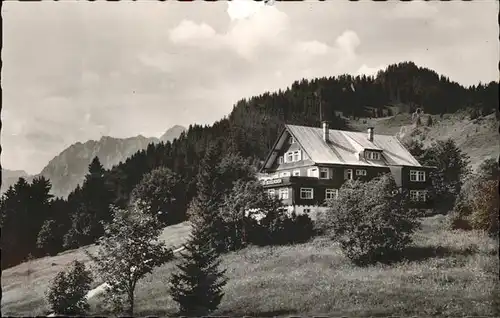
[{"x1": 283, "y1": 124, "x2": 422, "y2": 168}]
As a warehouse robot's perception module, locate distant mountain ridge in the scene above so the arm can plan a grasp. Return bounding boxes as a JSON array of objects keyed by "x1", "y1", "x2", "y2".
[
  {"x1": 1, "y1": 169, "x2": 29, "y2": 191},
  {"x1": 1, "y1": 125, "x2": 186, "y2": 198}
]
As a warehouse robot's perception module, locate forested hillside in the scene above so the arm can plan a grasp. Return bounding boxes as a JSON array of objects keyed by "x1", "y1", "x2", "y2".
[{"x1": 1, "y1": 61, "x2": 498, "y2": 270}]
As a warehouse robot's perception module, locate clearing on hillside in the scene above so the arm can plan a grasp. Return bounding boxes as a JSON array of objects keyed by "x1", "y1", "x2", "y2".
[{"x1": 349, "y1": 113, "x2": 497, "y2": 170}]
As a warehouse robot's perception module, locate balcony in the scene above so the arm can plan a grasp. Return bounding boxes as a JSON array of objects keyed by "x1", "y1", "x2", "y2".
[{"x1": 259, "y1": 175, "x2": 339, "y2": 188}]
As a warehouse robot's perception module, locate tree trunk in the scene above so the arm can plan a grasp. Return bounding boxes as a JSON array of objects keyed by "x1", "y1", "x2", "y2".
[{"x1": 128, "y1": 290, "x2": 134, "y2": 316}]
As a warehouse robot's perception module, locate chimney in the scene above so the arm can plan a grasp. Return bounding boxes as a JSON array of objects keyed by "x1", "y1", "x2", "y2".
[
  {"x1": 367, "y1": 127, "x2": 374, "y2": 142},
  {"x1": 322, "y1": 121, "x2": 329, "y2": 142}
]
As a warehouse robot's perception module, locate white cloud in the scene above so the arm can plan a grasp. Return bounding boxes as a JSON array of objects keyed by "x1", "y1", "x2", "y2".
[
  {"x1": 227, "y1": 0, "x2": 264, "y2": 21},
  {"x1": 295, "y1": 40, "x2": 330, "y2": 56},
  {"x1": 169, "y1": 20, "x2": 218, "y2": 45},
  {"x1": 357, "y1": 64, "x2": 386, "y2": 77},
  {"x1": 336, "y1": 30, "x2": 361, "y2": 54}
]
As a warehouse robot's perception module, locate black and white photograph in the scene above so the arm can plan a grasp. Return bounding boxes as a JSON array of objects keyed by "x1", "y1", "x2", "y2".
[{"x1": 1, "y1": 0, "x2": 498, "y2": 316}]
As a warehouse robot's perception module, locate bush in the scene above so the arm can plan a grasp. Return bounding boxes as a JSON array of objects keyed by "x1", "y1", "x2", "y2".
[
  {"x1": 46, "y1": 260, "x2": 92, "y2": 316},
  {"x1": 469, "y1": 108, "x2": 480, "y2": 120},
  {"x1": 451, "y1": 174, "x2": 498, "y2": 235},
  {"x1": 477, "y1": 158, "x2": 499, "y2": 181},
  {"x1": 469, "y1": 180, "x2": 498, "y2": 235},
  {"x1": 321, "y1": 175, "x2": 420, "y2": 265}
]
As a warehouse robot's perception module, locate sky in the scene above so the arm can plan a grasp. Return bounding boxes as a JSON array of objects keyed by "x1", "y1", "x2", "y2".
[{"x1": 1, "y1": 0, "x2": 499, "y2": 174}]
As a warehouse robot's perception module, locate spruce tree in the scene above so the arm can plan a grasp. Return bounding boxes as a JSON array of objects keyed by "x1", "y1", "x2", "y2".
[
  {"x1": 72, "y1": 157, "x2": 114, "y2": 244},
  {"x1": 188, "y1": 141, "x2": 226, "y2": 252},
  {"x1": 169, "y1": 203, "x2": 228, "y2": 316}
]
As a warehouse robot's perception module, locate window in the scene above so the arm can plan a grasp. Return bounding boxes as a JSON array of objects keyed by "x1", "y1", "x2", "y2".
[
  {"x1": 366, "y1": 151, "x2": 381, "y2": 160},
  {"x1": 284, "y1": 150, "x2": 301, "y2": 163},
  {"x1": 279, "y1": 171, "x2": 291, "y2": 177},
  {"x1": 344, "y1": 169, "x2": 353, "y2": 180},
  {"x1": 319, "y1": 168, "x2": 330, "y2": 179},
  {"x1": 278, "y1": 156, "x2": 284, "y2": 164},
  {"x1": 356, "y1": 169, "x2": 367, "y2": 176},
  {"x1": 300, "y1": 188, "x2": 314, "y2": 199},
  {"x1": 279, "y1": 188, "x2": 289, "y2": 200},
  {"x1": 292, "y1": 170, "x2": 301, "y2": 176},
  {"x1": 307, "y1": 167, "x2": 319, "y2": 178},
  {"x1": 325, "y1": 188, "x2": 338, "y2": 200},
  {"x1": 410, "y1": 190, "x2": 427, "y2": 202},
  {"x1": 267, "y1": 189, "x2": 276, "y2": 198},
  {"x1": 289, "y1": 136, "x2": 296, "y2": 144},
  {"x1": 410, "y1": 170, "x2": 426, "y2": 182},
  {"x1": 293, "y1": 150, "x2": 301, "y2": 162}
]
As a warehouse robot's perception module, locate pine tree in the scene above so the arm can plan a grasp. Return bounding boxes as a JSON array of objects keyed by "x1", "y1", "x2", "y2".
[
  {"x1": 70, "y1": 157, "x2": 114, "y2": 244},
  {"x1": 188, "y1": 141, "x2": 227, "y2": 252},
  {"x1": 169, "y1": 207, "x2": 227, "y2": 316}
]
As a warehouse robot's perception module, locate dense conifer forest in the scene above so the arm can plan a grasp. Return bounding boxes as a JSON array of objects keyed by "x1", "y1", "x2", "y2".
[{"x1": 1, "y1": 61, "x2": 498, "y2": 269}]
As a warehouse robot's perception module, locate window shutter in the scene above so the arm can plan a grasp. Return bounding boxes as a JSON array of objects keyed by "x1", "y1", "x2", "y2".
[{"x1": 298, "y1": 150, "x2": 302, "y2": 161}]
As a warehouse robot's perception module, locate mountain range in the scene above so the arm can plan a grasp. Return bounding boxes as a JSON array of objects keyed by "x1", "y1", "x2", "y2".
[{"x1": 1, "y1": 125, "x2": 186, "y2": 198}]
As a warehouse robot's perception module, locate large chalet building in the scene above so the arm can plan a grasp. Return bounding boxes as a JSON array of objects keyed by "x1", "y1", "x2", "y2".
[{"x1": 258, "y1": 122, "x2": 434, "y2": 218}]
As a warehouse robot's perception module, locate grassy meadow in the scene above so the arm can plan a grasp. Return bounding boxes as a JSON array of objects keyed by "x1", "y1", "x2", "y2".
[
  {"x1": 3, "y1": 215, "x2": 497, "y2": 317},
  {"x1": 1, "y1": 222, "x2": 192, "y2": 316}
]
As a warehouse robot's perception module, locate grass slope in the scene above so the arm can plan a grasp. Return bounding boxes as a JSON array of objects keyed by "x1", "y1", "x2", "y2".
[
  {"x1": 1, "y1": 222, "x2": 192, "y2": 316},
  {"x1": 4, "y1": 216, "x2": 497, "y2": 316},
  {"x1": 349, "y1": 112, "x2": 498, "y2": 171},
  {"x1": 90, "y1": 215, "x2": 498, "y2": 317}
]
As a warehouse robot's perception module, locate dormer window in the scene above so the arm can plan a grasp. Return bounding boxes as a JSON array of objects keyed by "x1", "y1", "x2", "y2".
[
  {"x1": 319, "y1": 168, "x2": 330, "y2": 179},
  {"x1": 365, "y1": 151, "x2": 381, "y2": 160}
]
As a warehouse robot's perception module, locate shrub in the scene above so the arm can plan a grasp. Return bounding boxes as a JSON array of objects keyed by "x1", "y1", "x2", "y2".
[
  {"x1": 469, "y1": 108, "x2": 480, "y2": 120},
  {"x1": 219, "y1": 179, "x2": 316, "y2": 249},
  {"x1": 477, "y1": 157, "x2": 499, "y2": 181},
  {"x1": 321, "y1": 175, "x2": 420, "y2": 265},
  {"x1": 46, "y1": 260, "x2": 92, "y2": 316},
  {"x1": 469, "y1": 180, "x2": 499, "y2": 235}
]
